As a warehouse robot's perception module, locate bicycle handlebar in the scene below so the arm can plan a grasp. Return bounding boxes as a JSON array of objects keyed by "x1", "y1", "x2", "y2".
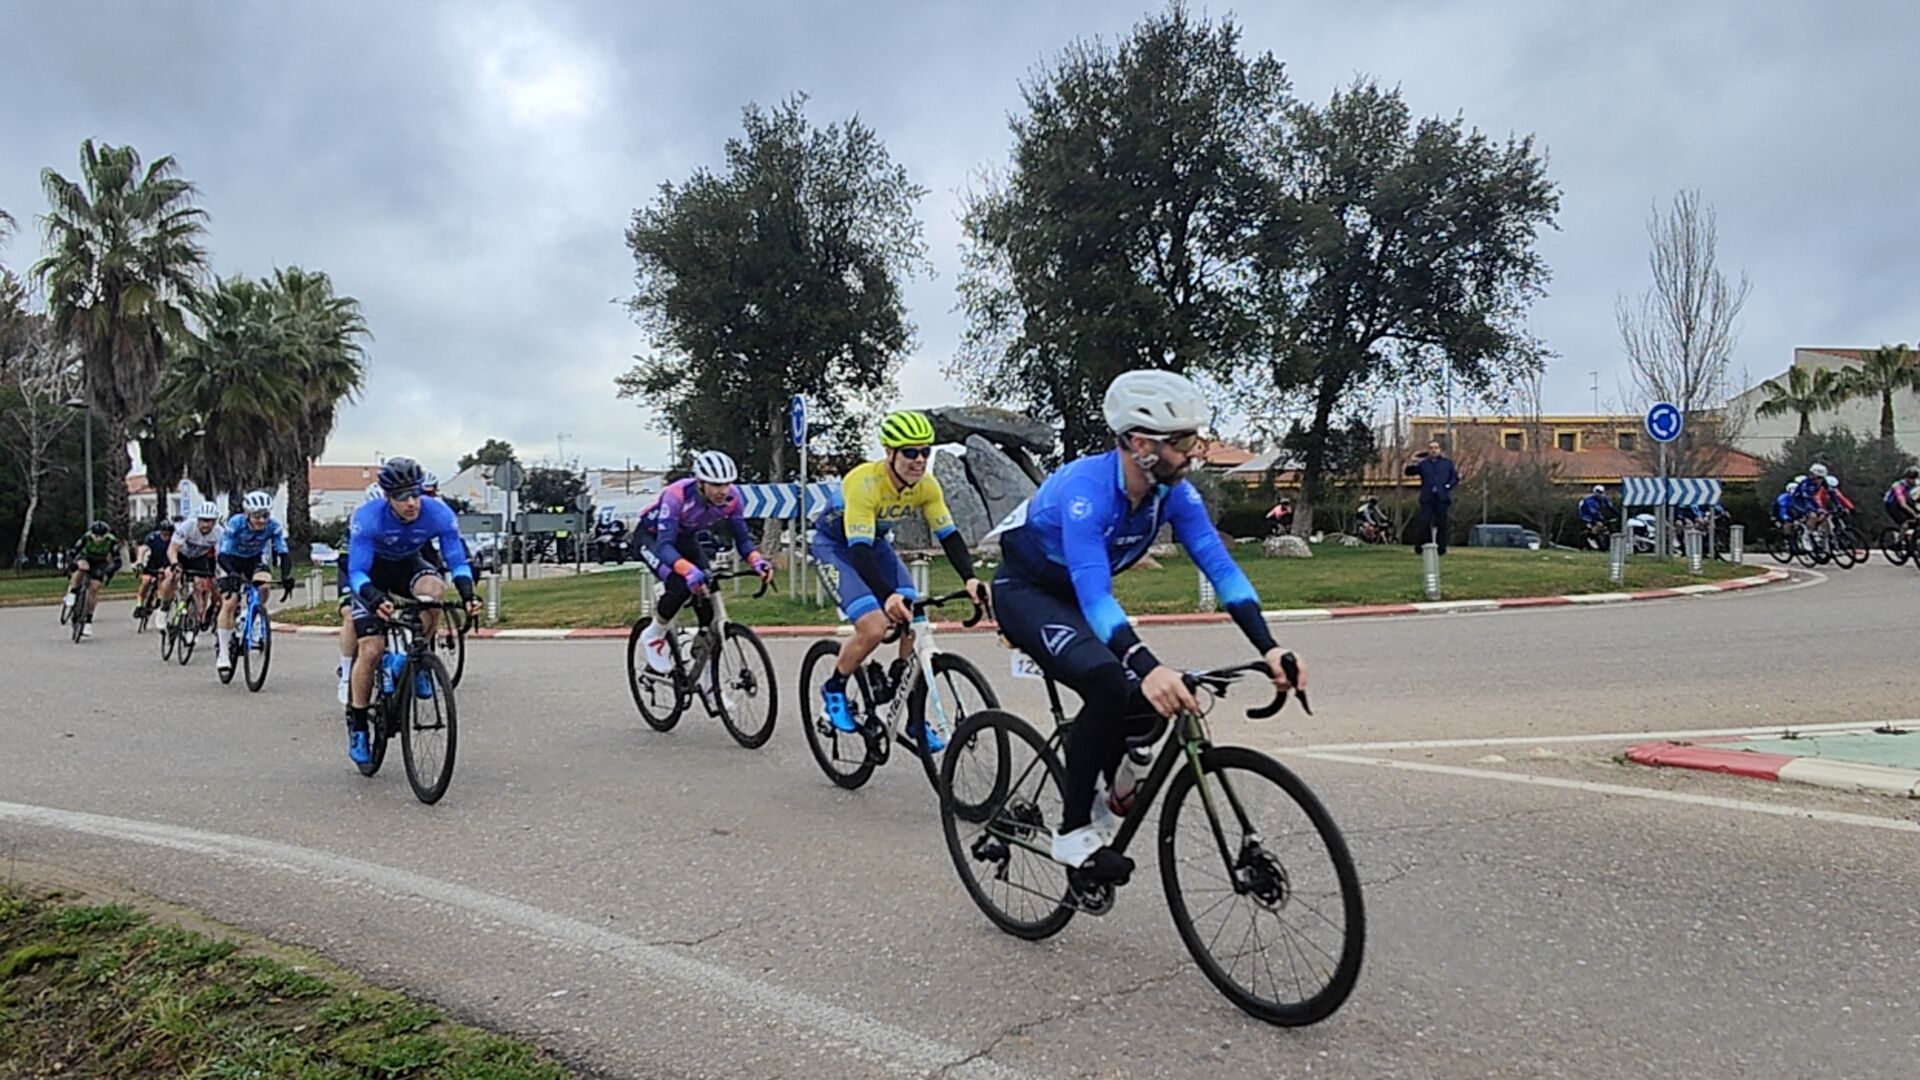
[
  {"x1": 879, "y1": 589, "x2": 987, "y2": 642},
  {"x1": 1185, "y1": 653, "x2": 1309, "y2": 718},
  {"x1": 702, "y1": 567, "x2": 773, "y2": 599}
]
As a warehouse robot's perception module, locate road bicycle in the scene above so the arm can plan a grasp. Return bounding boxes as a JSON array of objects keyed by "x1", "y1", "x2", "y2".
[
  {"x1": 361, "y1": 598, "x2": 463, "y2": 804},
  {"x1": 797, "y1": 591, "x2": 1006, "y2": 817},
  {"x1": 625, "y1": 568, "x2": 779, "y2": 748},
  {"x1": 220, "y1": 575, "x2": 291, "y2": 691},
  {"x1": 937, "y1": 656, "x2": 1364, "y2": 1027},
  {"x1": 163, "y1": 569, "x2": 220, "y2": 666}
]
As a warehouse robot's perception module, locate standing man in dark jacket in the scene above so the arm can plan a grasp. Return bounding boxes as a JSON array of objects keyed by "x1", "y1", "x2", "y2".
[{"x1": 1405, "y1": 439, "x2": 1460, "y2": 554}]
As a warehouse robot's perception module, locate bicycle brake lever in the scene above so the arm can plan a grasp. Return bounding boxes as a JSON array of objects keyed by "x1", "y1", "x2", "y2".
[{"x1": 1279, "y1": 651, "x2": 1312, "y2": 715}]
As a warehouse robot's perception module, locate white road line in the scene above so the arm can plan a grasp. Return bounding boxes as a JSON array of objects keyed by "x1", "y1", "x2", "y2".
[
  {"x1": 1292, "y1": 751, "x2": 1920, "y2": 834},
  {"x1": 1292, "y1": 719, "x2": 1898, "y2": 754},
  {"x1": 0, "y1": 801, "x2": 1035, "y2": 1080}
]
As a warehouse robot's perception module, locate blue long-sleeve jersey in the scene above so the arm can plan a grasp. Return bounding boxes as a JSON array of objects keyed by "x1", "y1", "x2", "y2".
[
  {"x1": 1578, "y1": 495, "x2": 1614, "y2": 524},
  {"x1": 995, "y1": 450, "x2": 1274, "y2": 662},
  {"x1": 347, "y1": 496, "x2": 472, "y2": 605}
]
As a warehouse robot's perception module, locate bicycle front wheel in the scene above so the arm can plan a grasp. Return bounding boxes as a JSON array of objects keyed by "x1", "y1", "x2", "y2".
[
  {"x1": 400, "y1": 653, "x2": 458, "y2": 804},
  {"x1": 1159, "y1": 746, "x2": 1364, "y2": 1027},
  {"x1": 243, "y1": 605, "x2": 272, "y2": 692},
  {"x1": 160, "y1": 609, "x2": 176, "y2": 661},
  {"x1": 912, "y1": 652, "x2": 1007, "y2": 819},
  {"x1": 714, "y1": 623, "x2": 778, "y2": 749},
  {"x1": 1879, "y1": 527, "x2": 1908, "y2": 566},
  {"x1": 938, "y1": 709, "x2": 1074, "y2": 941}
]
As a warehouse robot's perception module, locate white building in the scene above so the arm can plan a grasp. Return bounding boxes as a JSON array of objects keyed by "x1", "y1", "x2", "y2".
[
  {"x1": 1726, "y1": 348, "x2": 1920, "y2": 460},
  {"x1": 127, "y1": 464, "x2": 382, "y2": 525}
]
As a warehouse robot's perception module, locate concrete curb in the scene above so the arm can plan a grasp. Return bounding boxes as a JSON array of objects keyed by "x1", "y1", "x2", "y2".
[
  {"x1": 1627, "y1": 738, "x2": 1920, "y2": 798},
  {"x1": 267, "y1": 569, "x2": 1791, "y2": 641}
]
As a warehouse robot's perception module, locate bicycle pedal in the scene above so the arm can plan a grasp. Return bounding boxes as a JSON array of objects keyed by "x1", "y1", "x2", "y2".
[{"x1": 1066, "y1": 873, "x2": 1117, "y2": 916}]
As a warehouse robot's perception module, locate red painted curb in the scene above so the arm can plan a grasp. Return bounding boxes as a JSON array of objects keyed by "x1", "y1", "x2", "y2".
[
  {"x1": 1328, "y1": 604, "x2": 1420, "y2": 618},
  {"x1": 1626, "y1": 741, "x2": 1791, "y2": 780},
  {"x1": 1494, "y1": 596, "x2": 1574, "y2": 609}
]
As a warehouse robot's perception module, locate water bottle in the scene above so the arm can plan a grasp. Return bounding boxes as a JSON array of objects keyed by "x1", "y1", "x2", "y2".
[
  {"x1": 380, "y1": 651, "x2": 405, "y2": 696},
  {"x1": 866, "y1": 660, "x2": 892, "y2": 704},
  {"x1": 1110, "y1": 745, "x2": 1152, "y2": 814}
]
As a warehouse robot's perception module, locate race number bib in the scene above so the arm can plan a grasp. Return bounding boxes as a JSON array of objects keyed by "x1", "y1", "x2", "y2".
[{"x1": 1010, "y1": 651, "x2": 1046, "y2": 680}]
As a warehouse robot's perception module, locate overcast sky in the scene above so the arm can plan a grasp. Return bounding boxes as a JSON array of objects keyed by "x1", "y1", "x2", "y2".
[{"x1": 3, "y1": 1, "x2": 1915, "y2": 477}]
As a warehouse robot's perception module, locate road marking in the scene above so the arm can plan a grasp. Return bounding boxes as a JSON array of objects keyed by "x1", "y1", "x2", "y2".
[
  {"x1": 1292, "y1": 751, "x2": 1920, "y2": 834},
  {"x1": 1294, "y1": 719, "x2": 1898, "y2": 754},
  {"x1": 0, "y1": 801, "x2": 1035, "y2": 1080}
]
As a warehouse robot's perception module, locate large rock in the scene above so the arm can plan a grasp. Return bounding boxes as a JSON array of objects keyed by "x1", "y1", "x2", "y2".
[
  {"x1": 1262, "y1": 535, "x2": 1313, "y2": 559},
  {"x1": 889, "y1": 512, "x2": 933, "y2": 552},
  {"x1": 931, "y1": 447, "x2": 992, "y2": 546},
  {"x1": 926, "y1": 406, "x2": 1055, "y2": 454},
  {"x1": 1003, "y1": 445, "x2": 1048, "y2": 486},
  {"x1": 965, "y1": 435, "x2": 1039, "y2": 529}
]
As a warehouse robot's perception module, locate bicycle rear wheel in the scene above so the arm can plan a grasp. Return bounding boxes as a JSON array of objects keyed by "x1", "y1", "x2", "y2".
[
  {"x1": 939, "y1": 709, "x2": 1075, "y2": 940},
  {"x1": 912, "y1": 652, "x2": 1007, "y2": 820},
  {"x1": 400, "y1": 653, "x2": 458, "y2": 804},
  {"x1": 798, "y1": 639, "x2": 876, "y2": 790},
  {"x1": 625, "y1": 619, "x2": 687, "y2": 731},
  {"x1": 243, "y1": 604, "x2": 272, "y2": 692},
  {"x1": 1160, "y1": 746, "x2": 1365, "y2": 1027},
  {"x1": 714, "y1": 623, "x2": 778, "y2": 749}
]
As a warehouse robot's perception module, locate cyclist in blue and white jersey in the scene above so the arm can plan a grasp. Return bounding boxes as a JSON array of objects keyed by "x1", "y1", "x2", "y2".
[
  {"x1": 340, "y1": 457, "x2": 479, "y2": 771},
  {"x1": 988, "y1": 370, "x2": 1301, "y2": 878},
  {"x1": 167, "y1": 501, "x2": 225, "y2": 636},
  {"x1": 217, "y1": 491, "x2": 293, "y2": 673}
]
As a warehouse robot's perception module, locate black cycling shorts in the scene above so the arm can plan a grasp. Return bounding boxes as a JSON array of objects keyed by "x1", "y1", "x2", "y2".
[
  {"x1": 70, "y1": 556, "x2": 112, "y2": 582},
  {"x1": 216, "y1": 553, "x2": 270, "y2": 592},
  {"x1": 176, "y1": 552, "x2": 216, "y2": 579},
  {"x1": 347, "y1": 552, "x2": 440, "y2": 636}
]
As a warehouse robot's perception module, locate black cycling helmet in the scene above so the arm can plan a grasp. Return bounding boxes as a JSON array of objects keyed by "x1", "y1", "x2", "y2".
[
  {"x1": 157, "y1": 518, "x2": 174, "y2": 533},
  {"x1": 1906, "y1": 467, "x2": 1918, "y2": 481},
  {"x1": 89, "y1": 520, "x2": 109, "y2": 536},
  {"x1": 377, "y1": 456, "x2": 425, "y2": 496}
]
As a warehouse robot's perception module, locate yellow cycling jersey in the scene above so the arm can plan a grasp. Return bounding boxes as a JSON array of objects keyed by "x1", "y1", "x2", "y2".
[{"x1": 817, "y1": 459, "x2": 956, "y2": 545}]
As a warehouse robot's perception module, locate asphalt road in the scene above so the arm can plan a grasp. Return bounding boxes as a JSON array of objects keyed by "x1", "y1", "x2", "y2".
[{"x1": 4, "y1": 561, "x2": 1918, "y2": 1079}]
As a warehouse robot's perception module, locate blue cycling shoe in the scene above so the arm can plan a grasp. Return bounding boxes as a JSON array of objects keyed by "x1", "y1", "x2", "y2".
[
  {"x1": 348, "y1": 728, "x2": 372, "y2": 770},
  {"x1": 414, "y1": 670, "x2": 434, "y2": 699},
  {"x1": 822, "y1": 686, "x2": 857, "y2": 733}
]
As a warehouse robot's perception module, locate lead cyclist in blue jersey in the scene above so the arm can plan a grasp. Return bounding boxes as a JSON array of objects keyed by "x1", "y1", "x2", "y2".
[
  {"x1": 340, "y1": 456, "x2": 480, "y2": 771},
  {"x1": 989, "y1": 369, "x2": 1303, "y2": 877},
  {"x1": 217, "y1": 491, "x2": 294, "y2": 674}
]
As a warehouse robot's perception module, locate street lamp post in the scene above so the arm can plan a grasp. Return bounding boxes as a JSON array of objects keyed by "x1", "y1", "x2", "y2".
[{"x1": 64, "y1": 389, "x2": 94, "y2": 526}]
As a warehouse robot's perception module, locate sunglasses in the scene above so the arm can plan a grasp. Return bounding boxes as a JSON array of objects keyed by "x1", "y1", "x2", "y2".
[
  {"x1": 895, "y1": 446, "x2": 932, "y2": 460},
  {"x1": 1158, "y1": 432, "x2": 1204, "y2": 454}
]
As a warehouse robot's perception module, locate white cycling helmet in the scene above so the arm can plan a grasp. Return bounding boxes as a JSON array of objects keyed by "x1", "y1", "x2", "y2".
[
  {"x1": 422, "y1": 470, "x2": 440, "y2": 491},
  {"x1": 1103, "y1": 369, "x2": 1209, "y2": 436},
  {"x1": 242, "y1": 490, "x2": 272, "y2": 513},
  {"x1": 692, "y1": 450, "x2": 738, "y2": 484},
  {"x1": 195, "y1": 500, "x2": 221, "y2": 520},
  {"x1": 366, "y1": 482, "x2": 386, "y2": 502},
  {"x1": 1591, "y1": 485, "x2": 1605, "y2": 494},
  {"x1": 1810, "y1": 463, "x2": 1829, "y2": 479},
  {"x1": 1827, "y1": 475, "x2": 1839, "y2": 487},
  {"x1": 1784, "y1": 480, "x2": 1798, "y2": 493}
]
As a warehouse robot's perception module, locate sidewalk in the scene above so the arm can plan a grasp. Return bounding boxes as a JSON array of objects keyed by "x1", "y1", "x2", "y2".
[
  {"x1": 268, "y1": 568, "x2": 1790, "y2": 640},
  {"x1": 1628, "y1": 725, "x2": 1920, "y2": 797}
]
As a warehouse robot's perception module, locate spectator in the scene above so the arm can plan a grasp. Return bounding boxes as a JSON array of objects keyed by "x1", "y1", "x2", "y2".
[
  {"x1": 1404, "y1": 439, "x2": 1460, "y2": 554},
  {"x1": 1265, "y1": 498, "x2": 1294, "y2": 536}
]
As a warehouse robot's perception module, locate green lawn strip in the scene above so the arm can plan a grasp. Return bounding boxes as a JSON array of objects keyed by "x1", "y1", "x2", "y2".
[
  {"x1": 0, "y1": 885, "x2": 571, "y2": 1079},
  {"x1": 1, "y1": 560, "x2": 324, "y2": 608},
  {"x1": 272, "y1": 546, "x2": 1758, "y2": 630}
]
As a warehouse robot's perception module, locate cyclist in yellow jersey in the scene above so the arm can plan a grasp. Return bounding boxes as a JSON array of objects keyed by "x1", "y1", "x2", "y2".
[{"x1": 811, "y1": 409, "x2": 987, "y2": 735}]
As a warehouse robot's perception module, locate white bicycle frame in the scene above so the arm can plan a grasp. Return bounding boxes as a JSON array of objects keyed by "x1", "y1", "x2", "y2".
[{"x1": 869, "y1": 614, "x2": 953, "y2": 747}]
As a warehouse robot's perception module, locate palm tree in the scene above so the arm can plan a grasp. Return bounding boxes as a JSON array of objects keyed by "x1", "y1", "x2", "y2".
[
  {"x1": 157, "y1": 277, "x2": 308, "y2": 509},
  {"x1": 272, "y1": 266, "x2": 369, "y2": 544},
  {"x1": 1755, "y1": 364, "x2": 1845, "y2": 436},
  {"x1": 32, "y1": 141, "x2": 208, "y2": 537},
  {"x1": 1838, "y1": 343, "x2": 1917, "y2": 440}
]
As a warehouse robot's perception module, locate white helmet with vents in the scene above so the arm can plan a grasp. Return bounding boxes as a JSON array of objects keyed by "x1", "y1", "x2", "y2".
[{"x1": 1103, "y1": 370, "x2": 1209, "y2": 436}]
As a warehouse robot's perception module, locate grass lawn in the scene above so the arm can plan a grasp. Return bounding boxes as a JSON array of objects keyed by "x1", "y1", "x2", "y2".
[
  {"x1": 275, "y1": 545, "x2": 1759, "y2": 630},
  {"x1": 1, "y1": 561, "x2": 325, "y2": 608},
  {"x1": 0, "y1": 884, "x2": 567, "y2": 1078}
]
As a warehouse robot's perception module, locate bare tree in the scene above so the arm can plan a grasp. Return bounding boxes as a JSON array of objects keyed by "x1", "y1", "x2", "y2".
[
  {"x1": 1, "y1": 313, "x2": 83, "y2": 566},
  {"x1": 1615, "y1": 190, "x2": 1751, "y2": 475}
]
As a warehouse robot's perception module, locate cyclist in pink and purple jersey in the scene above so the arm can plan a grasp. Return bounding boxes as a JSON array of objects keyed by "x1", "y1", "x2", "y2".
[{"x1": 634, "y1": 450, "x2": 774, "y2": 672}]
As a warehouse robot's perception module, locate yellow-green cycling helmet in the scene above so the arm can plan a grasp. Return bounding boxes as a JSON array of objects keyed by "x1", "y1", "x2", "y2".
[{"x1": 879, "y1": 410, "x2": 935, "y2": 449}]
